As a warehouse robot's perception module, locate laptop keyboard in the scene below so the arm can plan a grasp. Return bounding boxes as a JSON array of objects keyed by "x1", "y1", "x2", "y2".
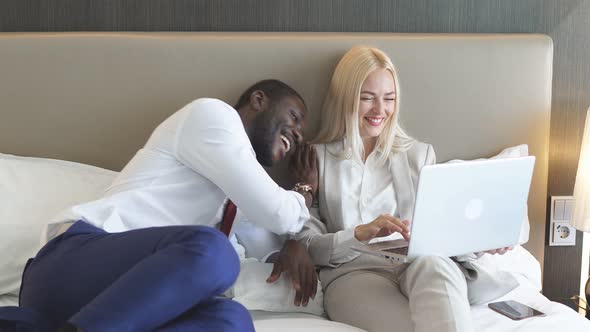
[{"x1": 383, "y1": 246, "x2": 409, "y2": 255}]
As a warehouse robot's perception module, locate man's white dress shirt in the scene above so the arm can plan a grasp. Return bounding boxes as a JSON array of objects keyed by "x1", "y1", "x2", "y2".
[{"x1": 45, "y1": 98, "x2": 309, "y2": 243}]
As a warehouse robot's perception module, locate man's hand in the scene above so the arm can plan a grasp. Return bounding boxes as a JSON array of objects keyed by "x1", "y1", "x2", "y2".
[
  {"x1": 266, "y1": 240, "x2": 318, "y2": 307},
  {"x1": 354, "y1": 214, "x2": 411, "y2": 242},
  {"x1": 288, "y1": 143, "x2": 318, "y2": 200}
]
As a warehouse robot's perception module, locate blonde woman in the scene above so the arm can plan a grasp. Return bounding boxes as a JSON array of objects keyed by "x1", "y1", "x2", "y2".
[{"x1": 296, "y1": 46, "x2": 516, "y2": 332}]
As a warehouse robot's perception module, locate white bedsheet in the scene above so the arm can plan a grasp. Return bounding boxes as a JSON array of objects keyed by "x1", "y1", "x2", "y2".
[
  {"x1": 1, "y1": 248, "x2": 585, "y2": 331},
  {"x1": 472, "y1": 282, "x2": 590, "y2": 332},
  {"x1": 2, "y1": 284, "x2": 587, "y2": 331},
  {"x1": 252, "y1": 281, "x2": 590, "y2": 332}
]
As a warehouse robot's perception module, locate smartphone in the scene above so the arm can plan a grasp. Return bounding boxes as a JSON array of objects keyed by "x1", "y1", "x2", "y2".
[{"x1": 488, "y1": 300, "x2": 545, "y2": 320}]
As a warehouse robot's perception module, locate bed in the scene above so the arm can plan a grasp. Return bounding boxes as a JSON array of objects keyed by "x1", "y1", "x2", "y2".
[{"x1": 0, "y1": 32, "x2": 589, "y2": 331}]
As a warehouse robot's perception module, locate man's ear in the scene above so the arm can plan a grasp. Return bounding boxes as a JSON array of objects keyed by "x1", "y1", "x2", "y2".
[{"x1": 249, "y1": 90, "x2": 267, "y2": 112}]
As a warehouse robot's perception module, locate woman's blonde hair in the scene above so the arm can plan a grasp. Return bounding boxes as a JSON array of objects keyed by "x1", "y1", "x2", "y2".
[{"x1": 313, "y1": 46, "x2": 414, "y2": 165}]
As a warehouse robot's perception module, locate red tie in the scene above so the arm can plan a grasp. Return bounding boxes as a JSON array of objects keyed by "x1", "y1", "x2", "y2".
[{"x1": 220, "y1": 200, "x2": 237, "y2": 237}]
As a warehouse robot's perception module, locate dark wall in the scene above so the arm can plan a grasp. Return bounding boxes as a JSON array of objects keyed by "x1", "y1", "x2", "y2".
[
  {"x1": 2, "y1": 0, "x2": 590, "y2": 309},
  {"x1": 0, "y1": 0, "x2": 582, "y2": 33}
]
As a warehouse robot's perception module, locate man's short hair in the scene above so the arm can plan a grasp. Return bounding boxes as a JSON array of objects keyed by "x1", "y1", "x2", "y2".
[{"x1": 234, "y1": 79, "x2": 306, "y2": 110}]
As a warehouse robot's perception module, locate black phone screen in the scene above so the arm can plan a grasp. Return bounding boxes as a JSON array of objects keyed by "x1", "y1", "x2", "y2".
[{"x1": 488, "y1": 300, "x2": 545, "y2": 320}]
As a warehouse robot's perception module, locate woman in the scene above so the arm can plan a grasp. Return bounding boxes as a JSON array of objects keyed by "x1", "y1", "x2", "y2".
[{"x1": 296, "y1": 46, "x2": 516, "y2": 332}]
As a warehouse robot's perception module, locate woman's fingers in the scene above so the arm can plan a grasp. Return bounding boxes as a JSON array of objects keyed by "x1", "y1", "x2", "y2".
[
  {"x1": 377, "y1": 215, "x2": 410, "y2": 234},
  {"x1": 397, "y1": 220, "x2": 410, "y2": 235},
  {"x1": 362, "y1": 215, "x2": 412, "y2": 241},
  {"x1": 373, "y1": 222, "x2": 406, "y2": 239},
  {"x1": 400, "y1": 220, "x2": 411, "y2": 240},
  {"x1": 362, "y1": 215, "x2": 405, "y2": 239},
  {"x1": 484, "y1": 246, "x2": 513, "y2": 255}
]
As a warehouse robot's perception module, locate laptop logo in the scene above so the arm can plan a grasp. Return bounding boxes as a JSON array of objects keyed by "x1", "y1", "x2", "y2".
[{"x1": 465, "y1": 198, "x2": 483, "y2": 221}]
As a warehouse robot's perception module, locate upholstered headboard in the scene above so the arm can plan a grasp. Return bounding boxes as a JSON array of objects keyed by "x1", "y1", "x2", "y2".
[{"x1": 0, "y1": 32, "x2": 552, "y2": 267}]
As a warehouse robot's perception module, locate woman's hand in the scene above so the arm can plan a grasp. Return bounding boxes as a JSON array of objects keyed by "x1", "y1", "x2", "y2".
[
  {"x1": 480, "y1": 246, "x2": 513, "y2": 255},
  {"x1": 354, "y1": 214, "x2": 410, "y2": 242}
]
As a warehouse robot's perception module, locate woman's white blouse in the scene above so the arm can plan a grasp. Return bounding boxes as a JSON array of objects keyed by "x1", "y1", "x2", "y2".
[{"x1": 319, "y1": 146, "x2": 403, "y2": 264}]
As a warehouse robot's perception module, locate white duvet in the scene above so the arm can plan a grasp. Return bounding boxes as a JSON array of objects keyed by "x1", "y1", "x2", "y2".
[
  {"x1": 252, "y1": 282, "x2": 590, "y2": 332},
  {"x1": 1, "y1": 248, "x2": 588, "y2": 332},
  {"x1": 250, "y1": 246, "x2": 590, "y2": 332}
]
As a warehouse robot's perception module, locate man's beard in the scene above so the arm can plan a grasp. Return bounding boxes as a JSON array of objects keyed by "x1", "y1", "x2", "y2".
[{"x1": 250, "y1": 114, "x2": 279, "y2": 167}]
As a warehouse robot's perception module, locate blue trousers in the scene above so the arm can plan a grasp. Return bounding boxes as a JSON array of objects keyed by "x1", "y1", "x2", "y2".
[{"x1": 4, "y1": 221, "x2": 253, "y2": 332}]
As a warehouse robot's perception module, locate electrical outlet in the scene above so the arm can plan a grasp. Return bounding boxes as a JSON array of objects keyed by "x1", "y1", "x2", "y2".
[
  {"x1": 549, "y1": 196, "x2": 576, "y2": 246},
  {"x1": 551, "y1": 222, "x2": 576, "y2": 246}
]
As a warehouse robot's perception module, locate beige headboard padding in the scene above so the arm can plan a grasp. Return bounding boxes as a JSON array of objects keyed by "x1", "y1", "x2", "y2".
[{"x1": 0, "y1": 32, "x2": 552, "y2": 267}]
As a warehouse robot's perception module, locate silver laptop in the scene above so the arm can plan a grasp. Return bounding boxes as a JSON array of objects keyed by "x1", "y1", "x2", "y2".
[{"x1": 352, "y1": 156, "x2": 535, "y2": 263}]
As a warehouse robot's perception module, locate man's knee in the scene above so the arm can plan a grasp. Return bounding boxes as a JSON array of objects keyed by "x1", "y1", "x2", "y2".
[
  {"x1": 160, "y1": 226, "x2": 240, "y2": 289},
  {"x1": 201, "y1": 228, "x2": 240, "y2": 287},
  {"x1": 216, "y1": 300, "x2": 254, "y2": 332}
]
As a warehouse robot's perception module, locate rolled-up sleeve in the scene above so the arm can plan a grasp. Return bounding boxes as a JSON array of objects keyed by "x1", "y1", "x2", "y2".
[
  {"x1": 296, "y1": 207, "x2": 361, "y2": 267},
  {"x1": 331, "y1": 228, "x2": 363, "y2": 264},
  {"x1": 175, "y1": 99, "x2": 309, "y2": 235}
]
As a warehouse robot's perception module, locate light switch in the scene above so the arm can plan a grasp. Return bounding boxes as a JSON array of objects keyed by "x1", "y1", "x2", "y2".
[
  {"x1": 564, "y1": 199, "x2": 574, "y2": 221},
  {"x1": 554, "y1": 199, "x2": 565, "y2": 220}
]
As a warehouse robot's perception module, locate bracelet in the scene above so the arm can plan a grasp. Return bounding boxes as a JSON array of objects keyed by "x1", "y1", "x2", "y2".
[{"x1": 293, "y1": 182, "x2": 313, "y2": 196}]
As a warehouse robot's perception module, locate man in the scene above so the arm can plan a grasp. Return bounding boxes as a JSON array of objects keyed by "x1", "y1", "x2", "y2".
[{"x1": 5, "y1": 80, "x2": 317, "y2": 332}]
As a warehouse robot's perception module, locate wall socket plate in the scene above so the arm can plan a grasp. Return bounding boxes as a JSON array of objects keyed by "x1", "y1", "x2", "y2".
[
  {"x1": 549, "y1": 196, "x2": 576, "y2": 246},
  {"x1": 551, "y1": 222, "x2": 576, "y2": 245}
]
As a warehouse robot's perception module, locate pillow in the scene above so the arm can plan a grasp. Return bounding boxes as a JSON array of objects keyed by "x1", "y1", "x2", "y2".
[
  {"x1": 232, "y1": 258, "x2": 325, "y2": 316},
  {"x1": 446, "y1": 145, "x2": 541, "y2": 288},
  {"x1": 475, "y1": 245, "x2": 542, "y2": 291},
  {"x1": 446, "y1": 144, "x2": 530, "y2": 244},
  {"x1": 0, "y1": 153, "x2": 116, "y2": 297}
]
